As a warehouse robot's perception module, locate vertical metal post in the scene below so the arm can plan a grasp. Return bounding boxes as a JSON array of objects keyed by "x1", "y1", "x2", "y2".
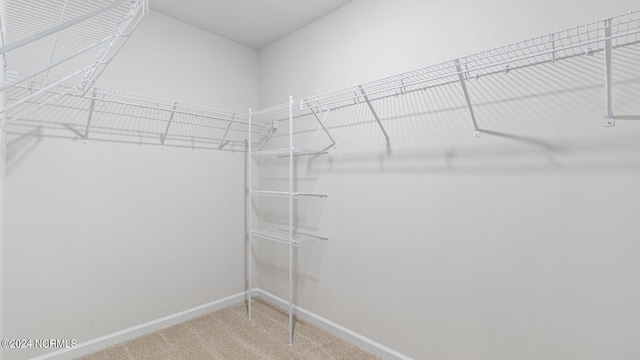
[
  {"x1": 603, "y1": 19, "x2": 615, "y2": 127},
  {"x1": 247, "y1": 108, "x2": 252, "y2": 320},
  {"x1": 455, "y1": 59, "x2": 481, "y2": 137},
  {"x1": 288, "y1": 96, "x2": 294, "y2": 346}
]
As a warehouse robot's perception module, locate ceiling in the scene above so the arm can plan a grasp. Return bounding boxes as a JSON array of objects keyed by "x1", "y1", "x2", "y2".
[{"x1": 150, "y1": 0, "x2": 354, "y2": 49}]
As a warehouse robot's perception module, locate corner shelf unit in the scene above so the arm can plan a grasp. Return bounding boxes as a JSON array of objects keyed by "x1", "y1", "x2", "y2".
[
  {"x1": 247, "y1": 96, "x2": 334, "y2": 345},
  {"x1": 1, "y1": 0, "x2": 148, "y2": 125}
]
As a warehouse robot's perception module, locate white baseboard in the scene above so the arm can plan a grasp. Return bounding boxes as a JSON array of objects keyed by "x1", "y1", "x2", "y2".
[
  {"x1": 254, "y1": 289, "x2": 413, "y2": 360},
  {"x1": 32, "y1": 291, "x2": 248, "y2": 360},
  {"x1": 35, "y1": 288, "x2": 411, "y2": 360}
]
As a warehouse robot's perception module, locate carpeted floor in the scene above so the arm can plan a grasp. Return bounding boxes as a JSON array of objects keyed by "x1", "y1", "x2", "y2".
[{"x1": 77, "y1": 298, "x2": 381, "y2": 360}]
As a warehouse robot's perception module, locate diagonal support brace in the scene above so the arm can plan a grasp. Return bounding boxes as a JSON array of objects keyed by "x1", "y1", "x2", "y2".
[
  {"x1": 603, "y1": 19, "x2": 615, "y2": 127},
  {"x1": 305, "y1": 100, "x2": 336, "y2": 151},
  {"x1": 455, "y1": 59, "x2": 481, "y2": 138},
  {"x1": 359, "y1": 85, "x2": 390, "y2": 146},
  {"x1": 218, "y1": 114, "x2": 235, "y2": 150},
  {"x1": 160, "y1": 102, "x2": 178, "y2": 148}
]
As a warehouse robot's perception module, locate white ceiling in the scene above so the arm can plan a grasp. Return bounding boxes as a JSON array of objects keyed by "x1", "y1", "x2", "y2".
[{"x1": 150, "y1": 0, "x2": 354, "y2": 49}]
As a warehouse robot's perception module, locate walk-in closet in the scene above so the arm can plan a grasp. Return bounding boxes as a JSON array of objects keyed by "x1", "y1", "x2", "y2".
[{"x1": 1, "y1": 1, "x2": 640, "y2": 359}]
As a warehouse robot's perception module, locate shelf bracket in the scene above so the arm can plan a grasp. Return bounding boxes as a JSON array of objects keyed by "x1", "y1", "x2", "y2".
[
  {"x1": 218, "y1": 114, "x2": 235, "y2": 150},
  {"x1": 305, "y1": 100, "x2": 336, "y2": 150},
  {"x1": 603, "y1": 18, "x2": 615, "y2": 127},
  {"x1": 455, "y1": 59, "x2": 481, "y2": 138},
  {"x1": 83, "y1": 90, "x2": 97, "y2": 144},
  {"x1": 358, "y1": 85, "x2": 390, "y2": 146},
  {"x1": 160, "y1": 102, "x2": 178, "y2": 148}
]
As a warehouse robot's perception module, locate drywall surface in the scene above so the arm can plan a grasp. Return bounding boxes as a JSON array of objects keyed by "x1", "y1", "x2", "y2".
[
  {"x1": 3, "y1": 11, "x2": 257, "y2": 360},
  {"x1": 96, "y1": 11, "x2": 259, "y2": 112},
  {"x1": 257, "y1": 1, "x2": 640, "y2": 359},
  {"x1": 0, "y1": 75, "x2": 6, "y2": 359}
]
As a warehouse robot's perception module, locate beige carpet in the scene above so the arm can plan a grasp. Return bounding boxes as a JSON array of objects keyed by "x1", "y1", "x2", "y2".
[{"x1": 77, "y1": 298, "x2": 381, "y2": 360}]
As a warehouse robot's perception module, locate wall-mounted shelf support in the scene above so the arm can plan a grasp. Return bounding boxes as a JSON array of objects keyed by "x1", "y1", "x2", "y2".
[
  {"x1": 359, "y1": 85, "x2": 390, "y2": 146},
  {"x1": 83, "y1": 90, "x2": 97, "y2": 145},
  {"x1": 603, "y1": 18, "x2": 615, "y2": 127},
  {"x1": 218, "y1": 114, "x2": 235, "y2": 149},
  {"x1": 160, "y1": 102, "x2": 178, "y2": 148},
  {"x1": 455, "y1": 59, "x2": 481, "y2": 138},
  {"x1": 305, "y1": 100, "x2": 336, "y2": 151}
]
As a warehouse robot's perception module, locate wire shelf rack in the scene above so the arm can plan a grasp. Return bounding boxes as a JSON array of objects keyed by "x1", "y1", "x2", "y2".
[
  {"x1": 4, "y1": 76, "x2": 249, "y2": 150},
  {"x1": 1, "y1": 0, "x2": 148, "y2": 119},
  {"x1": 299, "y1": 10, "x2": 640, "y2": 113}
]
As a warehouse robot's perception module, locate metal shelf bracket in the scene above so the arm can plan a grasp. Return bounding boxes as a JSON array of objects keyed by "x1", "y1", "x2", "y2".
[
  {"x1": 305, "y1": 99, "x2": 337, "y2": 150},
  {"x1": 358, "y1": 85, "x2": 391, "y2": 146},
  {"x1": 218, "y1": 114, "x2": 236, "y2": 150},
  {"x1": 455, "y1": 59, "x2": 481, "y2": 138},
  {"x1": 160, "y1": 102, "x2": 178, "y2": 149},
  {"x1": 603, "y1": 18, "x2": 615, "y2": 127}
]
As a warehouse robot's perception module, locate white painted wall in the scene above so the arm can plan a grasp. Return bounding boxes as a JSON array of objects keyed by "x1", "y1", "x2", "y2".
[
  {"x1": 3, "y1": 11, "x2": 258, "y2": 360},
  {"x1": 0, "y1": 65, "x2": 6, "y2": 359},
  {"x1": 258, "y1": 1, "x2": 640, "y2": 359}
]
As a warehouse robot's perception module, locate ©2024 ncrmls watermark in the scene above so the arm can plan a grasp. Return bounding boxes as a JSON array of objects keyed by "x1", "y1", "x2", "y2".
[{"x1": 2, "y1": 338, "x2": 78, "y2": 349}]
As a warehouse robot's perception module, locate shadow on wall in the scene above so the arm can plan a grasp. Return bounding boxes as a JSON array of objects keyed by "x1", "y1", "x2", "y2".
[{"x1": 5, "y1": 126, "x2": 43, "y2": 175}]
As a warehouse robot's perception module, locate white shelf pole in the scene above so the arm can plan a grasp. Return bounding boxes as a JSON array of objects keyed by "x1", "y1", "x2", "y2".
[
  {"x1": 455, "y1": 59, "x2": 481, "y2": 138},
  {"x1": 247, "y1": 108, "x2": 252, "y2": 320},
  {"x1": 603, "y1": 19, "x2": 615, "y2": 127},
  {"x1": 288, "y1": 96, "x2": 294, "y2": 346}
]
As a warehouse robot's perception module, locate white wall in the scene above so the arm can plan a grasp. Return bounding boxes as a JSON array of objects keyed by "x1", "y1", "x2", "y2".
[
  {"x1": 3, "y1": 11, "x2": 258, "y2": 360},
  {"x1": 0, "y1": 62, "x2": 6, "y2": 353},
  {"x1": 258, "y1": 1, "x2": 640, "y2": 359}
]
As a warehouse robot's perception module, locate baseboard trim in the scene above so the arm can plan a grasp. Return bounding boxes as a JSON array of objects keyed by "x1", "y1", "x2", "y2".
[
  {"x1": 254, "y1": 289, "x2": 413, "y2": 360},
  {"x1": 35, "y1": 288, "x2": 412, "y2": 360},
  {"x1": 32, "y1": 291, "x2": 248, "y2": 360}
]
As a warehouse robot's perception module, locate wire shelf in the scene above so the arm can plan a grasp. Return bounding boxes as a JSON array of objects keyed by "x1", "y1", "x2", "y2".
[
  {"x1": 251, "y1": 190, "x2": 327, "y2": 198},
  {"x1": 1, "y1": 0, "x2": 148, "y2": 118},
  {"x1": 251, "y1": 228, "x2": 328, "y2": 247},
  {"x1": 299, "y1": 10, "x2": 640, "y2": 112},
  {"x1": 3, "y1": 76, "x2": 250, "y2": 150}
]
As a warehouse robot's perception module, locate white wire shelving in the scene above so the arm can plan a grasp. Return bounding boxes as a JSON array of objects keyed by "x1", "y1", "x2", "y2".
[
  {"x1": 1, "y1": 0, "x2": 148, "y2": 125},
  {"x1": 247, "y1": 97, "x2": 334, "y2": 345},
  {"x1": 297, "y1": 10, "x2": 640, "y2": 141},
  {"x1": 0, "y1": 3, "x2": 638, "y2": 348},
  {"x1": 4, "y1": 75, "x2": 249, "y2": 150}
]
